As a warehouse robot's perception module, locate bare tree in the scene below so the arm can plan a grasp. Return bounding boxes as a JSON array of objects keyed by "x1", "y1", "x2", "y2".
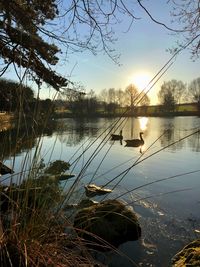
[
  {"x1": 1, "y1": 0, "x2": 198, "y2": 94},
  {"x1": 158, "y1": 80, "x2": 186, "y2": 106},
  {"x1": 139, "y1": 92, "x2": 150, "y2": 106},
  {"x1": 124, "y1": 84, "x2": 139, "y2": 107},
  {"x1": 0, "y1": 0, "x2": 140, "y2": 88},
  {"x1": 1, "y1": 1, "x2": 191, "y2": 89},
  {"x1": 158, "y1": 81, "x2": 176, "y2": 112},
  {"x1": 169, "y1": 0, "x2": 200, "y2": 58},
  {"x1": 172, "y1": 80, "x2": 187, "y2": 104},
  {"x1": 188, "y1": 77, "x2": 200, "y2": 103},
  {"x1": 116, "y1": 88, "x2": 124, "y2": 107},
  {"x1": 108, "y1": 88, "x2": 116, "y2": 104},
  {"x1": 99, "y1": 89, "x2": 108, "y2": 103}
]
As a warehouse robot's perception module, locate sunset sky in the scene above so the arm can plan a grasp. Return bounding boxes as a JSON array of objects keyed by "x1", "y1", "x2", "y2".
[
  {"x1": 3, "y1": 1, "x2": 200, "y2": 105},
  {"x1": 56, "y1": 1, "x2": 200, "y2": 105}
]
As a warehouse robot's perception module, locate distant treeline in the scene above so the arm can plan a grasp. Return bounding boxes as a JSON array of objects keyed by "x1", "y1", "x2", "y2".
[
  {"x1": 55, "y1": 78, "x2": 200, "y2": 116},
  {"x1": 1, "y1": 77, "x2": 200, "y2": 118}
]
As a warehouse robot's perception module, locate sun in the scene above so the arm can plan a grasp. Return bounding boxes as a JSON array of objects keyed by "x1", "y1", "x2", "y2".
[{"x1": 130, "y1": 72, "x2": 152, "y2": 92}]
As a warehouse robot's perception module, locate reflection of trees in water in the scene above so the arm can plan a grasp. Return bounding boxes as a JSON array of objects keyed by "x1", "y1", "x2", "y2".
[
  {"x1": 159, "y1": 119, "x2": 200, "y2": 152},
  {"x1": 187, "y1": 131, "x2": 200, "y2": 152},
  {"x1": 3, "y1": 117, "x2": 199, "y2": 160},
  {"x1": 0, "y1": 122, "x2": 56, "y2": 159},
  {"x1": 56, "y1": 118, "x2": 100, "y2": 146},
  {"x1": 122, "y1": 118, "x2": 140, "y2": 140},
  {"x1": 159, "y1": 122, "x2": 184, "y2": 151},
  {"x1": 0, "y1": 127, "x2": 36, "y2": 159},
  {"x1": 186, "y1": 118, "x2": 200, "y2": 152}
]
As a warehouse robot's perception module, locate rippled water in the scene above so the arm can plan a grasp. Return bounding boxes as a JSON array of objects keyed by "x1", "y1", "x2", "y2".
[{"x1": 2, "y1": 116, "x2": 200, "y2": 266}]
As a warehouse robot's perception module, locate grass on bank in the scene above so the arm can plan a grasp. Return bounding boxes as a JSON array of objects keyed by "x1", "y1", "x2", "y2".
[{"x1": 54, "y1": 102, "x2": 199, "y2": 117}]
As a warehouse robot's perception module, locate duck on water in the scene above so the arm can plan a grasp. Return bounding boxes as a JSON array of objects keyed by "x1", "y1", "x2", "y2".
[
  {"x1": 124, "y1": 132, "x2": 144, "y2": 147},
  {"x1": 111, "y1": 130, "x2": 123, "y2": 141}
]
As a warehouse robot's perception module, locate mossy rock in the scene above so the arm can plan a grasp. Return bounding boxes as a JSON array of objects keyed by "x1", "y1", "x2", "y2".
[
  {"x1": 78, "y1": 198, "x2": 98, "y2": 208},
  {"x1": 74, "y1": 199, "x2": 141, "y2": 249},
  {"x1": 172, "y1": 239, "x2": 200, "y2": 267}
]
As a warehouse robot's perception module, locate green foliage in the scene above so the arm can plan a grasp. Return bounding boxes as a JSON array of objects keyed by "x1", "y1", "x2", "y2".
[
  {"x1": 0, "y1": 78, "x2": 34, "y2": 112},
  {"x1": 0, "y1": 0, "x2": 68, "y2": 90},
  {"x1": 0, "y1": 160, "x2": 71, "y2": 217}
]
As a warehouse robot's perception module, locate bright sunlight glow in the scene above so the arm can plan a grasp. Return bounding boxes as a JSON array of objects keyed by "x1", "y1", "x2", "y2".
[
  {"x1": 130, "y1": 72, "x2": 152, "y2": 92},
  {"x1": 139, "y1": 117, "x2": 149, "y2": 131}
]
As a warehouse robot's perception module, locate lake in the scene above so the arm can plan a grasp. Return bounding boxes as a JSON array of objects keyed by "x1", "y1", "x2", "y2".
[{"x1": 1, "y1": 116, "x2": 200, "y2": 266}]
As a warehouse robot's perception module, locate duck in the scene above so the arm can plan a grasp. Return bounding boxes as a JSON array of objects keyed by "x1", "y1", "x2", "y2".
[
  {"x1": 111, "y1": 130, "x2": 123, "y2": 141},
  {"x1": 125, "y1": 132, "x2": 144, "y2": 147},
  {"x1": 0, "y1": 161, "x2": 14, "y2": 175}
]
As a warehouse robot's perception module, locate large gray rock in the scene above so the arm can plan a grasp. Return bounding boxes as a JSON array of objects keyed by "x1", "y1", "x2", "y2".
[
  {"x1": 172, "y1": 239, "x2": 200, "y2": 267},
  {"x1": 74, "y1": 199, "x2": 141, "y2": 250}
]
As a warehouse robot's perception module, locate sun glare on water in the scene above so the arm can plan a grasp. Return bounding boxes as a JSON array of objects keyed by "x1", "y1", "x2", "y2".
[{"x1": 139, "y1": 117, "x2": 149, "y2": 131}]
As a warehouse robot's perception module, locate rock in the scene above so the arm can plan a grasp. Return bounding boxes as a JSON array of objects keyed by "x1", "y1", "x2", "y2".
[
  {"x1": 78, "y1": 198, "x2": 98, "y2": 208},
  {"x1": 63, "y1": 198, "x2": 98, "y2": 211},
  {"x1": 74, "y1": 199, "x2": 141, "y2": 250},
  {"x1": 172, "y1": 239, "x2": 200, "y2": 267},
  {"x1": 44, "y1": 160, "x2": 70, "y2": 175},
  {"x1": 84, "y1": 184, "x2": 112, "y2": 197}
]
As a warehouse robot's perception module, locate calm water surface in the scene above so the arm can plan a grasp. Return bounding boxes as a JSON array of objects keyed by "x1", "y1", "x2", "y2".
[{"x1": 2, "y1": 116, "x2": 200, "y2": 267}]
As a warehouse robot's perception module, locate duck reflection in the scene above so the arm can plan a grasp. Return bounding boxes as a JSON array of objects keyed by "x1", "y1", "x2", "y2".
[{"x1": 187, "y1": 129, "x2": 200, "y2": 152}]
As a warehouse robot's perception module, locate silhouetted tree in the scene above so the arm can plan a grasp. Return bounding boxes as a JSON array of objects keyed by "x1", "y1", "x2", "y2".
[
  {"x1": 116, "y1": 88, "x2": 124, "y2": 107},
  {"x1": 172, "y1": 80, "x2": 187, "y2": 104},
  {"x1": 108, "y1": 88, "x2": 116, "y2": 104},
  {"x1": 85, "y1": 90, "x2": 99, "y2": 115},
  {"x1": 139, "y1": 92, "x2": 150, "y2": 106},
  {"x1": 158, "y1": 79, "x2": 186, "y2": 111},
  {"x1": 158, "y1": 81, "x2": 177, "y2": 112},
  {"x1": 124, "y1": 84, "x2": 139, "y2": 109},
  {"x1": 105, "y1": 102, "x2": 119, "y2": 114},
  {"x1": 0, "y1": 78, "x2": 34, "y2": 112},
  {"x1": 169, "y1": 0, "x2": 200, "y2": 58},
  {"x1": 1, "y1": 0, "x2": 198, "y2": 94},
  {"x1": 99, "y1": 89, "x2": 108, "y2": 104},
  {"x1": 0, "y1": 1, "x2": 69, "y2": 89},
  {"x1": 188, "y1": 77, "x2": 200, "y2": 113}
]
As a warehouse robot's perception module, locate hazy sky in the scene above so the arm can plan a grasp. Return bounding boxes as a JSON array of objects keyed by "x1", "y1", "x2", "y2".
[{"x1": 3, "y1": 1, "x2": 200, "y2": 105}]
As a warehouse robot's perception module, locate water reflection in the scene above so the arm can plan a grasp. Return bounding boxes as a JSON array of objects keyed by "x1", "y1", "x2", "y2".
[
  {"x1": 51, "y1": 117, "x2": 200, "y2": 172},
  {"x1": 187, "y1": 130, "x2": 200, "y2": 152},
  {"x1": 158, "y1": 118, "x2": 200, "y2": 152},
  {"x1": 56, "y1": 118, "x2": 100, "y2": 146},
  {"x1": 1, "y1": 117, "x2": 200, "y2": 161},
  {"x1": 139, "y1": 117, "x2": 149, "y2": 131},
  {"x1": 1, "y1": 116, "x2": 199, "y2": 267},
  {"x1": 122, "y1": 118, "x2": 146, "y2": 140},
  {"x1": 0, "y1": 121, "x2": 56, "y2": 159}
]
